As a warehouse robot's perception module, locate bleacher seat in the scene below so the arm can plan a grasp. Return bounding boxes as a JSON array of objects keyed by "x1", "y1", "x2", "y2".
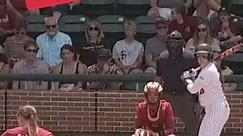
[
  {"x1": 59, "y1": 15, "x2": 90, "y2": 47},
  {"x1": 25, "y1": 15, "x2": 47, "y2": 39},
  {"x1": 97, "y1": 15, "x2": 127, "y2": 49},
  {"x1": 116, "y1": 0, "x2": 150, "y2": 19},
  {"x1": 135, "y1": 16, "x2": 156, "y2": 45},
  {"x1": 78, "y1": 0, "x2": 115, "y2": 19},
  {"x1": 224, "y1": 53, "x2": 243, "y2": 74},
  {"x1": 229, "y1": 0, "x2": 243, "y2": 17}
]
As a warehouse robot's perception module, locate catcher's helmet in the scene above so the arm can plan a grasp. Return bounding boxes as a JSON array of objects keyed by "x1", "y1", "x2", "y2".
[{"x1": 144, "y1": 82, "x2": 163, "y2": 93}]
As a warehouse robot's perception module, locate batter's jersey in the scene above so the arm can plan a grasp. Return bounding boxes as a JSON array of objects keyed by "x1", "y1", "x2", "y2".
[
  {"x1": 1, "y1": 126, "x2": 54, "y2": 136},
  {"x1": 135, "y1": 100, "x2": 175, "y2": 134},
  {"x1": 187, "y1": 62, "x2": 227, "y2": 106}
]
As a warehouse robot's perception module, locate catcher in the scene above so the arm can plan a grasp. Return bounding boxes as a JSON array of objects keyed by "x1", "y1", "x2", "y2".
[{"x1": 132, "y1": 82, "x2": 175, "y2": 136}]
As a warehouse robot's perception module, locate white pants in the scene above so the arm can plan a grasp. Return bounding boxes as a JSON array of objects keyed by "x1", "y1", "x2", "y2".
[{"x1": 199, "y1": 100, "x2": 230, "y2": 136}]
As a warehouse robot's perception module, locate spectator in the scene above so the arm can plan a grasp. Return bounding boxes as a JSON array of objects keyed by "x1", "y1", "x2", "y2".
[
  {"x1": 87, "y1": 48, "x2": 123, "y2": 90},
  {"x1": 186, "y1": 21, "x2": 221, "y2": 54},
  {"x1": 0, "y1": 49, "x2": 9, "y2": 89},
  {"x1": 1, "y1": 105, "x2": 54, "y2": 136},
  {"x1": 215, "y1": 7, "x2": 238, "y2": 43},
  {"x1": 155, "y1": 31, "x2": 200, "y2": 136},
  {"x1": 169, "y1": 5, "x2": 200, "y2": 42},
  {"x1": 51, "y1": 44, "x2": 87, "y2": 91},
  {"x1": 36, "y1": 16, "x2": 72, "y2": 68},
  {"x1": 112, "y1": 20, "x2": 144, "y2": 74},
  {"x1": 3, "y1": 21, "x2": 34, "y2": 68},
  {"x1": 12, "y1": 41, "x2": 49, "y2": 91},
  {"x1": 144, "y1": 18, "x2": 169, "y2": 74},
  {"x1": 133, "y1": 82, "x2": 175, "y2": 136},
  {"x1": 53, "y1": 1, "x2": 81, "y2": 21},
  {"x1": 147, "y1": 0, "x2": 192, "y2": 20},
  {"x1": 0, "y1": 0, "x2": 23, "y2": 44},
  {"x1": 78, "y1": 20, "x2": 105, "y2": 67}
]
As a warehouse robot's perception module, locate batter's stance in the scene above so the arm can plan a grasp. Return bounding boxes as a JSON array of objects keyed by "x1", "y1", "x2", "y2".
[{"x1": 181, "y1": 43, "x2": 230, "y2": 136}]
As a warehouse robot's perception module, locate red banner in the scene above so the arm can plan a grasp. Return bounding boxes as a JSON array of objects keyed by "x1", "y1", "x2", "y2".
[{"x1": 26, "y1": 0, "x2": 80, "y2": 10}]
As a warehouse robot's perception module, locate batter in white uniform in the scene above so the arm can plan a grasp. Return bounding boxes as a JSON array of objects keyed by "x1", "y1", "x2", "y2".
[{"x1": 181, "y1": 43, "x2": 230, "y2": 136}]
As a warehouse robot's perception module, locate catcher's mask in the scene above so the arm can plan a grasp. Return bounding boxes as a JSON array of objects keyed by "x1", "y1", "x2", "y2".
[{"x1": 166, "y1": 30, "x2": 185, "y2": 58}]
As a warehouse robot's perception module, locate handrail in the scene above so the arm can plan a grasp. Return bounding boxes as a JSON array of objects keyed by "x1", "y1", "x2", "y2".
[{"x1": 0, "y1": 74, "x2": 242, "y2": 83}]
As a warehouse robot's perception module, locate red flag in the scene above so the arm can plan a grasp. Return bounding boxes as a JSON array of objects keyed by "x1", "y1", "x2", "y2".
[{"x1": 26, "y1": 0, "x2": 80, "y2": 10}]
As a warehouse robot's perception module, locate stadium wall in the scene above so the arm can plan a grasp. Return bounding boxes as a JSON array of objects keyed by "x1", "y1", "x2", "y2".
[{"x1": 0, "y1": 90, "x2": 242, "y2": 134}]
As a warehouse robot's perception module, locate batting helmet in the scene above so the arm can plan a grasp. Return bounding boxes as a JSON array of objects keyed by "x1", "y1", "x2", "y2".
[{"x1": 195, "y1": 43, "x2": 213, "y2": 60}]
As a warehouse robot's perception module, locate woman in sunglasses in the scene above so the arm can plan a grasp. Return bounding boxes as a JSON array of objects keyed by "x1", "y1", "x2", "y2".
[
  {"x1": 77, "y1": 20, "x2": 106, "y2": 67},
  {"x1": 186, "y1": 21, "x2": 221, "y2": 54},
  {"x1": 181, "y1": 43, "x2": 230, "y2": 136}
]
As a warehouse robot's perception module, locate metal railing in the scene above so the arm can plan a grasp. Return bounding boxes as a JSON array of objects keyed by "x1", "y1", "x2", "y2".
[{"x1": 0, "y1": 74, "x2": 242, "y2": 83}]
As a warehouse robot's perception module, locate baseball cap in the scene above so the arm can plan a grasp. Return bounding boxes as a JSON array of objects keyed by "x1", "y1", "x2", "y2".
[
  {"x1": 97, "y1": 48, "x2": 111, "y2": 59},
  {"x1": 218, "y1": 7, "x2": 230, "y2": 16}
]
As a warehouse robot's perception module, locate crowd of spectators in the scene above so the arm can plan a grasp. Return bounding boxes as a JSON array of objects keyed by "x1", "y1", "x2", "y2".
[{"x1": 0, "y1": 0, "x2": 241, "y2": 91}]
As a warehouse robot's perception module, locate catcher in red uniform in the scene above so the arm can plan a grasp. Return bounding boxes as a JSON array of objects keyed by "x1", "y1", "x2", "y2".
[
  {"x1": 133, "y1": 82, "x2": 175, "y2": 136},
  {"x1": 1, "y1": 105, "x2": 54, "y2": 136}
]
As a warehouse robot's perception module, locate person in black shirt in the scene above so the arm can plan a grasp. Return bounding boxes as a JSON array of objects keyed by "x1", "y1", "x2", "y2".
[
  {"x1": 155, "y1": 30, "x2": 200, "y2": 136},
  {"x1": 77, "y1": 20, "x2": 106, "y2": 67}
]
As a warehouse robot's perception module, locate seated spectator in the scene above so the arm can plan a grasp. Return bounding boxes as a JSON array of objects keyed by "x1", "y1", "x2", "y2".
[
  {"x1": 3, "y1": 21, "x2": 34, "y2": 68},
  {"x1": 215, "y1": 7, "x2": 238, "y2": 43},
  {"x1": 133, "y1": 82, "x2": 175, "y2": 136},
  {"x1": 112, "y1": 20, "x2": 144, "y2": 74},
  {"x1": 51, "y1": 44, "x2": 87, "y2": 91},
  {"x1": 147, "y1": 0, "x2": 189, "y2": 20},
  {"x1": 0, "y1": 51, "x2": 9, "y2": 89},
  {"x1": 12, "y1": 41, "x2": 49, "y2": 91},
  {"x1": 0, "y1": 0, "x2": 23, "y2": 44},
  {"x1": 87, "y1": 48, "x2": 123, "y2": 90},
  {"x1": 186, "y1": 21, "x2": 221, "y2": 54},
  {"x1": 1, "y1": 105, "x2": 54, "y2": 136},
  {"x1": 36, "y1": 17, "x2": 72, "y2": 69},
  {"x1": 169, "y1": 5, "x2": 200, "y2": 42},
  {"x1": 144, "y1": 18, "x2": 169, "y2": 74},
  {"x1": 78, "y1": 20, "x2": 105, "y2": 67}
]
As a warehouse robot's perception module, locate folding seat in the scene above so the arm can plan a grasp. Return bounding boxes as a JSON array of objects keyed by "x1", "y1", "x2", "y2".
[
  {"x1": 26, "y1": 15, "x2": 47, "y2": 39},
  {"x1": 134, "y1": 16, "x2": 156, "y2": 45},
  {"x1": 97, "y1": 15, "x2": 127, "y2": 49},
  {"x1": 116, "y1": 0, "x2": 150, "y2": 19},
  {"x1": 59, "y1": 15, "x2": 90, "y2": 47},
  {"x1": 78, "y1": 0, "x2": 115, "y2": 19}
]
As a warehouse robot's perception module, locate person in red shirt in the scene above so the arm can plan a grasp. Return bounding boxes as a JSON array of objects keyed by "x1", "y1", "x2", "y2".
[
  {"x1": 169, "y1": 5, "x2": 199, "y2": 42},
  {"x1": 0, "y1": 0, "x2": 23, "y2": 44},
  {"x1": 133, "y1": 82, "x2": 175, "y2": 136},
  {"x1": 1, "y1": 105, "x2": 54, "y2": 136}
]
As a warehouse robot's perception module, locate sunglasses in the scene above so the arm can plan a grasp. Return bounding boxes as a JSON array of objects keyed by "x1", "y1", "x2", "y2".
[
  {"x1": 89, "y1": 26, "x2": 99, "y2": 31},
  {"x1": 197, "y1": 28, "x2": 207, "y2": 32},
  {"x1": 16, "y1": 31, "x2": 26, "y2": 34},
  {"x1": 46, "y1": 24, "x2": 57, "y2": 29},
  {"x1": 157, "y1": 25, "x2": 167, "y2": 30},
  {"x1": 26, "y1": 49, "x2": 38, "y2": 53}
]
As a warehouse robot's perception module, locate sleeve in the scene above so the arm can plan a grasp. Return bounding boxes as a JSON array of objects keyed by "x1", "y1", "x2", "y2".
[
  {"x1": 156, "y1": 59, "x2": 163, "y2": 77},
  {"x1": 164, "y1": 102, "x2": 175, "y2": 135},
  {"x1": 67, "y1": 35, "x2": 72, "y2": 45},
  {"x1": 135, "y1": 104, "x2": 143, "y2": 129},
  {"x1": 186, "y1": 72, "x2": 209, "y2": 94},
  {"x1": 112, "y1": 42, "x2": 119, "y2": 59},
  {"x1": 36, "y1": 37, "x2": 42, "y2": 58},
  {"x1": 139, "y1": 42, "x2": 144, "y2": 55},
  {"x1": 144, "y1": 40, "x2": 152, "y2": 56}
]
